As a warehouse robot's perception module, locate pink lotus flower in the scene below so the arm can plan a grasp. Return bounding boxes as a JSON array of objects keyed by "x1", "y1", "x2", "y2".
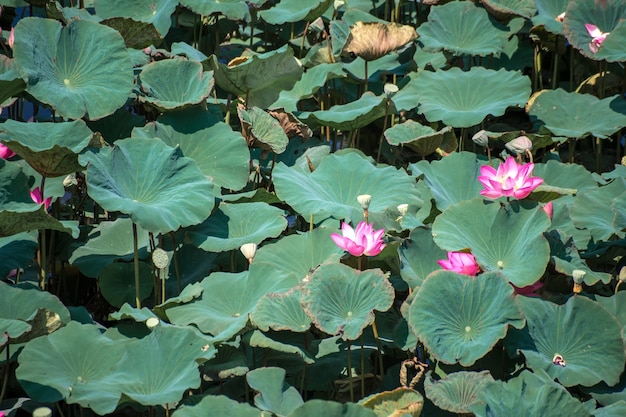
[
  {"x1": 7, "y1": 27, "x2": 13, "y2": 48},
  {"x1": 331, "y1": 221, "x2": 385, "y2": 257},
  {"x1": 437, "y1": 252, "x2": 480, "y2": 276},
  {"x1": 478, "y1": 156, "x2": 543, "y2": 200},
  {"x1": 31, "y1": 187, "x2": 52, "y2": 210},
  {"x1": 512, "y1": 280, "x2": 544, "y2": 297},
  {"x1": 0, "y1": 143, "x2": 15, "y2": 159},
  {"x1": 542, "y1": 201, "x2": 553, "y2": 220},
  {"x1": 585, "y1": 23, "x2": 609, "y2": 54}
]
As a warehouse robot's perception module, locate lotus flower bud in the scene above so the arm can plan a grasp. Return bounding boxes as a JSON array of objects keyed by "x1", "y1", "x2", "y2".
[
  {"x1": 146, "y1": 317, "x2": 160, "y2": 329},
  {"x1": 472, "y1": 130, "x2": 489, "y2": 147},
  {"x1": 505, "y1": 135, "x2": 533, "y2": 155},
  {"x1": 240, "y1": 243, "x2": 257, "y2": 264},
  {"x1": 397, "y1": 204, "x2": 409, "y2": 216},
  {"x1": 151, "y1": 248, "x2": 169, "y2": 269},
  {"x1": 620, "y1": 266, "x2": 626, "y2": 283},
  {"x1": 384, "y1": 83, "x2": 399, "y2": 98},
  {"x1": 357, "y1": 194, "x2": 372, "y2": 210},
  {"x1": 572, "y1": 269, "x2": 586, "y2": 293}
]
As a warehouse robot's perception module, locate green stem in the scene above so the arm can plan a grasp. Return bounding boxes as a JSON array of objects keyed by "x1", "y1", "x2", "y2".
[
  {"x1": 170, "y1": 232, "x2": 182, "y2": 295},
  {"x1": 551, "y1": 40, "x2": 559, "y2": 90},
  {"x1": 360, "y1": 336, "x2": 365, "y2": 398},
  {"x1": 376, "y1": 100, "x2": 391, "y2": 163},
  {"x1": 347, "y1": 340, "x2": 354, "y2": 402},
  {"x1": 132, "y1": 222, "x2": 141, "y2": 308},
  {"x1": 595, "y1": 137, "x2": 602, "y2": 174},
  {"x1": 372, "y1": 320, "x2": 384, "y2": 385},
  {"x1": 363, "y1": 61, "x2": 368, "y2": 94},
  {"x1": 0, "y1": 338, "x2": 9, "y2": 404}
]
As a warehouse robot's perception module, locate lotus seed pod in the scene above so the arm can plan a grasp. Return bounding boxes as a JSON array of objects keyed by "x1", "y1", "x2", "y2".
[
  {"x1": 146, "y1": 317, "x2": 160, "y2": 329},
  {"x1": 384, "y1": 83, "x2": 399, "y2": 98},
  {"x1": 619, "y1": 266, "x2": 626, "y2": 282},
  {"x1": 151, "y1": 248, "x2": 169, "y2": 269},
  {"x1": 33, "y1": 408, "x2": 52, "y2": 417},
  {"x1": 572, "y1": 269, "x2": 586, "y2": 293},
  {"x1": 240, "y1": 243, "x2": 258, "y2": 263},
  {"x1": 397, "y1": 204, "x2": 409, "y2": 216},
  {"x1": 357, "y1": 194, "x2": 372, "y2": 210},
  {"x1": 472, "y1": 130, "x2": 489, "y2": 147},
  {"x1": 505, "y1": 135, "x2": 533, "y2": 155}
]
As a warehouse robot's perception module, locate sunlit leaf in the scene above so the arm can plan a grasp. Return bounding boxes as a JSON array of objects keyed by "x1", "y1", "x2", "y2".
[{"x1": 424, "y1": 371, "x2": 493, "y2": 414}]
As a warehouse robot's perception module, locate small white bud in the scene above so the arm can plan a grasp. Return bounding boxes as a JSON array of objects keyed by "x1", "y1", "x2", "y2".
[
  {"x1": 397, "y1": 204, "x2": 409, "y2": 216},
  {"x1": 240, "y1": 243, "x2": 257, "y2": 263}
]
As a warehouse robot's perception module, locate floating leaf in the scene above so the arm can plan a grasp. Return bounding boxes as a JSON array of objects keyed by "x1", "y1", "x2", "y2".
[
  {"x1": 185, "y1": 202, "x2": 287, "y2": 252},
  {"x1": 408, "y1": 271, "x2": 524, "y2": 366},
  {"x1": 251, "y1": 287, "x2": 312, "y2": 333},
  {"x1": 79, "y1": 138, "x2": 214, "y2": 234},
  {"x1": 13, "y1": 18, "x2": 133, "y2": 120},
  {"x1": 416, "y1": 67, "x2": 531, "y2": 128},
  {"x1": 424, "y1": 371, "x2": 493, "y2": 414},
  {"x1": 527, "y1": 89, "x2": 626, "y2": 139},
  {"x1": 247, "y1": 367, "x2": 304, "y2": 417},
  {"x1": 95, "y1": 0, "x2": 178, "y2": 37},
  {"x1": 360, "y1": 387, "x2": 424, "y2": 417},
  {"x1": 138, "y1": 59, "x2": 214, "y2": 111},
  {"x1": 302, "y1": 263, "x2": 394, "y2": 341},
  {"x1": 432, "y1": 199, "x2": 551, "y2": 287},
  {"x1": 506, "y1": 296, "x2": 625, "y2": 387}
]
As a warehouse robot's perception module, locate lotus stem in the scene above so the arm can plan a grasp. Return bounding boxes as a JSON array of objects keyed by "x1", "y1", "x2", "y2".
[
  {"x1": 0, "y1": 337, "x2": 9, "y2": 404},
  {"x1": 569, "y1": 46, "x2": 574, "y2": 91},
  {"x1": 376, "y1": 99, "x2": 391, "y2": 163},
  {"x1": 132, "y1": 222, "x2": 141, "y2": 308},
  {"x1": 309, "y1": 214, "x2": 314, "y2": 232},
  {"x1": 372, "y1": 319, "x2": 385, "y2": 385},
  {"x1": 364, "y1": 60, "x2": 368, "y2": 94},
  {"x1": 347, "y1": 340, "x2": 354, "y2": 402},
  {"x1": 595, "y1": 137, "x2": 602, "y2": 174},
  {"x1": 551, "y1": 40, "x2": 559, "y2": 90},
  {"x1": 170, "y1": 232, "x2": 182, "y2": 295},
  {"x1": 300, "y1": 21, "x2": 311, "y2": 59},
  {"x1": 360, "y1": 336, "x2": 365, "y2": 398}
]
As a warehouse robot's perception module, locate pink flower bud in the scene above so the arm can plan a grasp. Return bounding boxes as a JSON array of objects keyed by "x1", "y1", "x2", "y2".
[
  {"x1": 0, "y1": 143, "x2": 15, "y2": 159},
  {"x1": 30, "y1": 187, "x2": 52, "y2": 210},
  {"x1": 542, "y1": 201, "x2": 553, "y2": 220},
  {"x1": 7, "y1": 27, "x2": 13, "y2": 49}
]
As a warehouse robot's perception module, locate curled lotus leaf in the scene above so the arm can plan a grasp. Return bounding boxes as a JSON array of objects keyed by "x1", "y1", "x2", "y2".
[
  {"x1": 384, "y1": 120, "x2": 453, "y2": 157},
  {"x1": 238, "y1": 106, "x2": 289, "y2": 154},
  {"x1": 359, "y1": 387, "x2": 424, "y2": 417},
  {"x1": 94, "y1": 0, "x2": 178, "y2": 37},
  {"x1": 424, "y1": 371, "x2": 493, "y2": 414},
  {"x1": 481, "y1": 0, "x2": 536, "y2": 19},
  {"x1": 343, "y1": 21, "x2": 417, "y2": 61},
  {"x1": 297, "y1": 92, "x2": 388, "y2": 131}
]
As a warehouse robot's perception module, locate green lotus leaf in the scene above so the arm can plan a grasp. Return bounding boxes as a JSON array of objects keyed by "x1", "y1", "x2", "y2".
[
  {"x1": 532, "y1": 159, "x2": 598, "y2": 191},
  {"x1": 238, "y1": 106, "x2": 289, "y2": 153},
  {"x1": 424, "y1": 371, "x2": 493, "y2": 414},
  {"x1": 200, "y1": 345, "x2": 249, "y2": 381},
  {"x1": 302, "y1": 263, "x2": 394, "y2": 341},
  {"x1": 273, "y1": 151, "x2": 421, "y2": 225},
  {"x1": 207, "y1": 45, "x2": 303, "y2": 109},
  {"x1": 79, "y1": 138, "x2": 214, "y2": 234},
  {"x1": 0, "y1": 119, "x2": 93, "y2": 177},
  {"x1": 95, "y1": 0, "x2": 178, "y2": 37},
  {"x1": 134, "y1": 106, "x2": 250, "y2": 191},
  {"x1": 548, "y1": 232, "x2": 611, "y2": 285},
  {"x1": 416, "y1": 67, "x2": 531, "y2": 128},
  {"x1": 432, "y1": 199, "x2": 551, "y2": 287},
  {"x1": 137, "y1": 59, "x2": 214, "y2": 111},
  {"x1": 412, "y1": 45, "x2": 447, "y2": 72},
  {"x1": 0, "y1": 232, "x2": 37, "y2": 278},
  {"x1": 244, "y1": 330, "x2": 315, "y2": 364},
  {"x1": 173, "y1": 395, "x2": 261, "y2": 417},
  {"x1": 270, "y1": 63, "x2": 345, "y2": 112},
  {"x1": 166, "y1": 269, "x2": 299, "y2": 341},
  {"x1": 185, "y1": 202, "x2": 287, "y2": 252},
  {"x1": 250, "y1": 286, "x2": 311, "y2": 333},
  {"x1": 471, "y1": 370, "x2": 592, "y2": 417},
  {"x1": 99, "y1": 262, "x2": 154, "y2": 308},
  {"x1": 108, "y1": 303, "x2": 158, "y2": 323},
  {"x1": 287, "y1": 399, "x2": 377, "y2": 417},
  {"x1": 68, "y1": 218, "x2": 150, "y2": 278},
  {"x1": 408, "y1": 271, "x2": 524, "y2": 366},
  {"x1": 0, "y1": 55, "x2": 26, "y2": 104},
  {"x1": 247, "y1": 367, "x2": 304, "y2": 416},
  {"x1": 570, "y1": 179, "x2": 626, "y2": 241},
  {"x1": 100, "y1": 17, "x2": 162, "y2": 50},
  {"x1": 16, "y1": 322, "x2": 127, "y2": 415},
  {"x1": 410, "y1": 151, "x2": 486, "y2": 211},
  {"x1": 384, "y1": 120, "x2": 453, "y2": 157},
  {"x1": 527, "y1": 89, "x2": 626, "y2": 139},
  {"x1": 417, "y1": 1, "x2": 509, "y2": 56},
  {"x1": 0, "y1": 281, "x2": 71, "y2": 346},
  {"x1": 506, "y1": 296, "x2": 625, "y2": 387},
  {"x1": 13, "y1": 18, "x2": 133, "y2": 120},
  {"x1": 359, "y1": 387, "x2": 424, "y2": 417},
  {"x1": 398, "y1": 227, "x2": 448, "y2": 289},
  {"x1": 533, "y1": 0, "x2": 569, "y2": 35},
  {"x1": 260, "y1": 0, "x2": 332, "y2": 23},
  {"x1": 594, "y1": 292, "x2": 626, "y2": 343},
  {"x1": 297, "y1": 92, "x2": 387, "y2": 131},
  {"x1": 594, "y1": 401, "x2": 626, "y2": 417},
  {"x1": 563, "y1": 0, "x2": 626, "y2": 61},
  {"x1": 481, "y1": 0, "x2": 536, "y2": 18},
  {"x1": 178, "y1": 0, "x2": 255, "y2": 21}
]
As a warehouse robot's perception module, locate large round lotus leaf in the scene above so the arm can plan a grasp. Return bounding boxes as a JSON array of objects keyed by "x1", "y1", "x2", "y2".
[
  {"x1": 384, "y1": 120, "x2": 452, "y2": 157},
  {"x1": 238, "y1": 106, "x2": 289, "y2": 154},
  {"x1": 359, "y1": 387, "x2": 424, "y2": 417},
  {"x1": 16, "y1": 322, "x2": 127, "y2": 415},
  {"x1": 165, "y1": 269, "x2": 299, "y2": 341},
  {"x1": 0, "y1": 281, "x2": 70, "y2": 346},
  {"x1": 207, "y1": 45, "x2": 303, "y2": 109},
  {"x1": 0, "y1": 119, "x2": 93, "y2": 177},
  {"x1": 273, "y1": 151, "x2": 421, "y2": 224},
  {"x1": 481, "y1": 0, "x2": 536, "y2": 18},
  {"x1": 302, "y1": 263, "x2": 394, "y2": 341},
  {"x1": 178, "y1": 0, "x2": 258, "y2": 20},
  {"x1": 13, "y1": 18, "x2": 133, "y2": 120},
  {"x1": 288, "y1": 399, "x2": 377, "y2": 417},
  {"x1": 260, "y1": 0, "x2": 332, "y2": 23},
  {"x1": 425, "y1": 371, "x2": 493, "y2": 414},
  {"x1": 138, "y1": 60, "x2": 214, "y2": 111},
  {"x1": 0, "y1": 232, "x2": 37, "y2": 278},
  {"x1": 68, "y1": 218, "x2": 150, "y2": 278},
  {"x1": 0, "y1": 56, "x2": 26, "y2": 104},
  {"x1": 270, "y1": 63, "x2": 345, "y2": 112},
  {"x1": 416, "y1": 67, "x2": 531, "y2": 128},
  {"x1": 527, "y1": 89, "x2": 626, "y2": 139},
  {"x1": 398, "y1": 227, "x2": 447, "y2": 289},
  {"x1": 297, "y1": 92, "x2": 387, "y2": 131},
  {"x1": 408, "y1": 271, "x2": 524, "y2": 366},
  {"x1": 410, "y1": 151, "x2": 486, "y2": 211},
  {"x1": 533, "y1": 0, "x2": 569, "y2": 34},
  {"x1": 532, "y1": 159, "x2": 597, "y2": 191},
  {"x1": 95, "y1": 0, "x2": 178, "y2": 37},
  {"x1": 185, "y1": 202, "x2": 287, "y2": 252},
  {"x1": 506, "y1": 296, "x2": 625, "y2": 387},
  {"x1": 247, "y1": 367, "x2": 304, "y2": 416},
  {"x1": 563, "y1": 0, "x2": 626, "y2": 61},
  {"x1": 570, "y1": 179, "x2": 626, "y2": 241},
  {"x1": 99, "y1": 261, "x2": 154, "y2": 308},
  {"x1": 432, "y1": 199, "x2": 551, "y2": 287},
  {"x1": 471, "y1": 370, "x2": 592, "y2": 417},
  {"x1": 173, "y1": 395, "x2": 262, "y2": 417},
  {"x1": 251, "y1": 286, "x2": 311, "y2": 333},
  {"x1": 417, "y1": 1, "x2": 509, "y2": 56},
  {"x1": 134, "y1": 106, "x2": 250, "y2": 191},
  {"x1": 79, "y1": 138, "x2": 214, "y2": 234}
]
